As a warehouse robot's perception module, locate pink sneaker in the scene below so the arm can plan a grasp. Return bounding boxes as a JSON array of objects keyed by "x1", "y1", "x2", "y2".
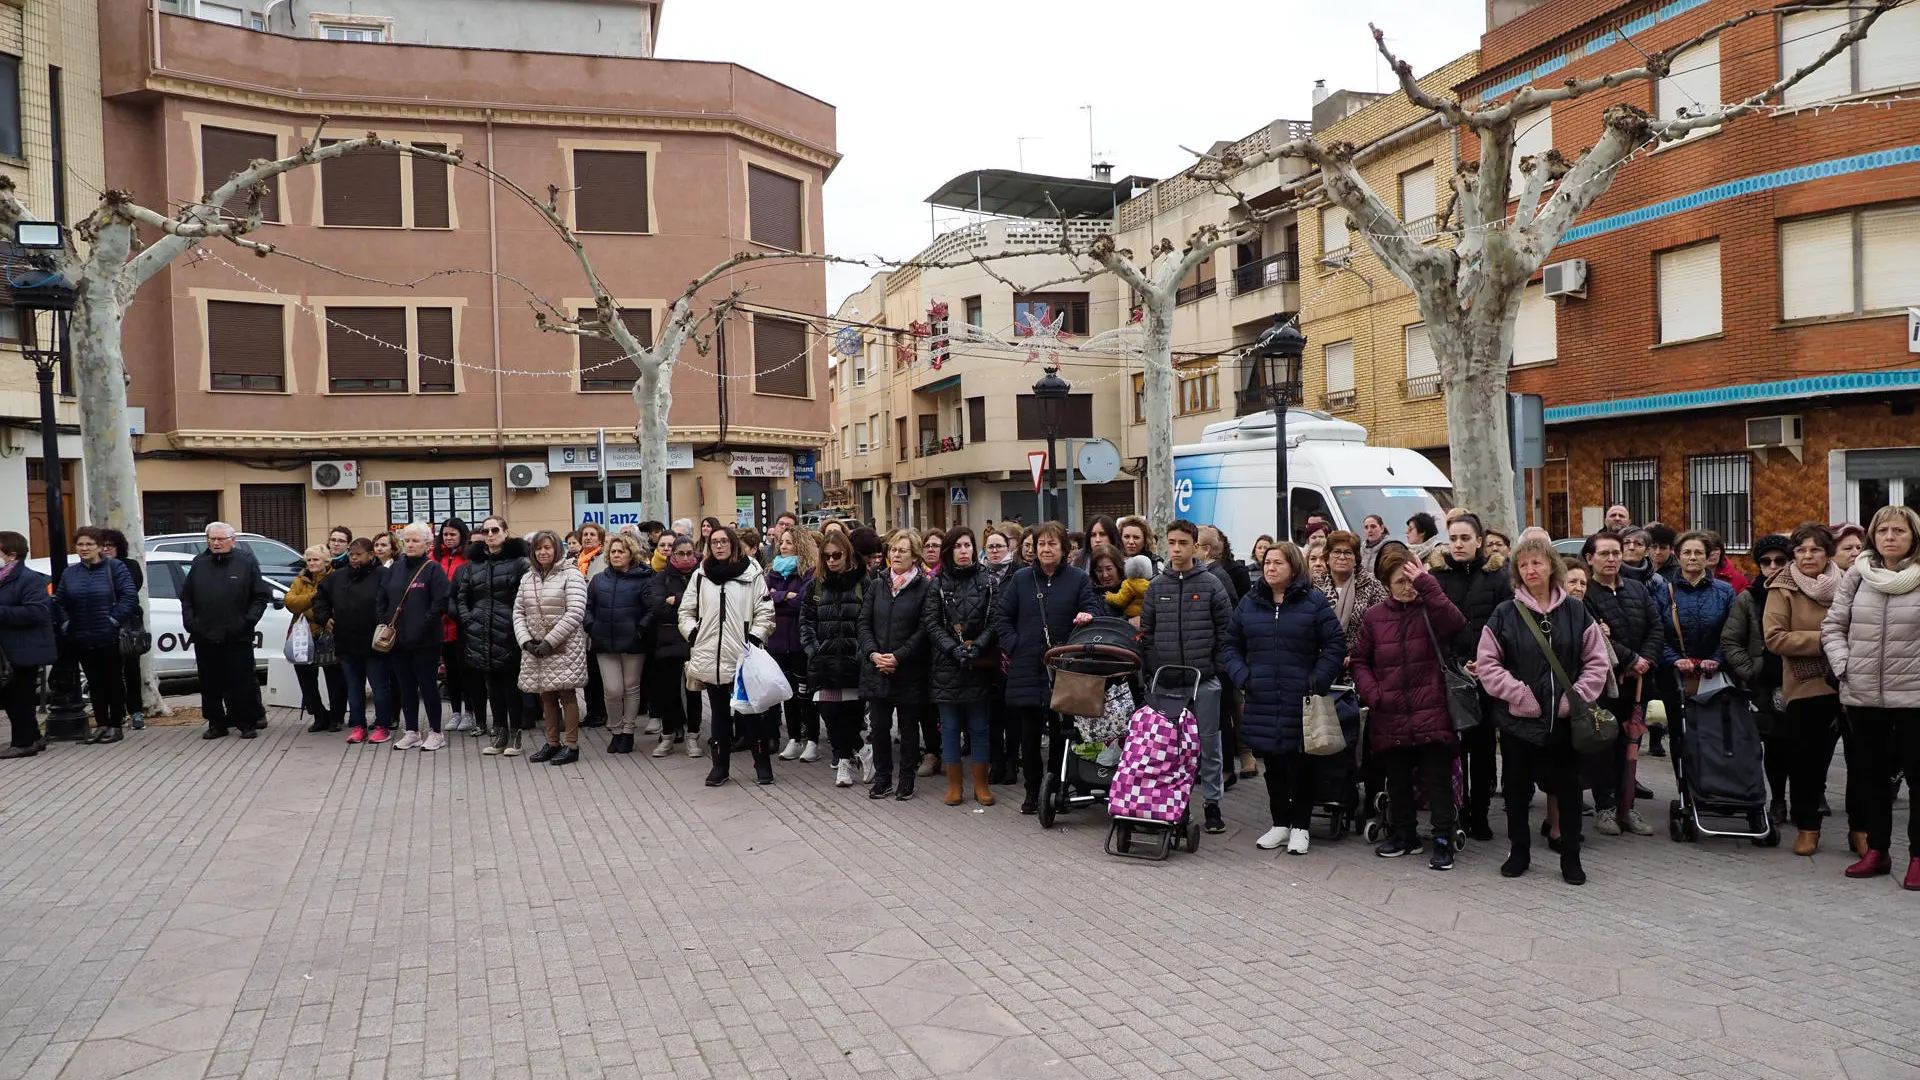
[
  {"x1": 421, "y1": 731, "x2": 446, "y2": 752},
  {"x1": 347, "y1": 727, "x2": 367, "y2": 744},
  {"x1": 368, "y1": 727, "x2": 391, "y2": 744},
  {"x1": 393, "y1": 730, "x2": 422, "y2": 750}
]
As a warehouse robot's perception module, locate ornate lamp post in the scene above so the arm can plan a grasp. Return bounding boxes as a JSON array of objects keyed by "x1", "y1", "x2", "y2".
[
  {"x1": 1253, "y1": 315, "x2": 1306, "y2": 542},
  {"x1": 12, "y1": 222, "x2": 88, "y2": 739},
  {"x1": 1031, "y1": 364, "x2": 1070, "y2": 524}
]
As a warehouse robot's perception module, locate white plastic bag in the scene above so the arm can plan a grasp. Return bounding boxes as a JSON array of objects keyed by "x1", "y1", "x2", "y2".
[
  {"x1": 732, "y1": 643, "x2": 793, "y2": 714},
  {"x1": 283, "y1": 619, "x2": 313, "y2": 665}
]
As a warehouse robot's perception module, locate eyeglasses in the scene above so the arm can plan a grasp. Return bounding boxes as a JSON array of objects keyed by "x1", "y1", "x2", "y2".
[
  {"x1": 825, "y1": 551, "x2": 845, "y2": 561},
  {"x1": 1758, "y1": 556, "x2": 1789, "y2": 568},
  {"x1": 483, "y1": 526, "x2": 503, "y2": 535},
  {"x1": 1330, "y1": 549, "x2": 1355, "y2": 558}
]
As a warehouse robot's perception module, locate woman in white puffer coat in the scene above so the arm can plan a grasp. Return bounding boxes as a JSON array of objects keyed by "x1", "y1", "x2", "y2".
[
  {"x1": 679, "y1": 524, "x2": 775, "y2": 787},
  {"x1": 515, "y1": 529, "x2": 589, "y2": 766},
  {"x1": 1821, "y1": 504, "x2": 1920, "y2": 889}
]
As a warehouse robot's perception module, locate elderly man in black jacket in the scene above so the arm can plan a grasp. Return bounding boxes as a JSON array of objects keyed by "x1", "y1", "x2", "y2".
[
  {"x1": 181, "y1": 522, "x2": 272, "y2": 739},
  {"x1": 1140, "y1": 519, "x2": 1235, "y2": 834}
]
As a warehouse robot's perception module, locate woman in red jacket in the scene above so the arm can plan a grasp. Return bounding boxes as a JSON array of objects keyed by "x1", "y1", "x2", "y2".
[{"x1": 1351, "y1": 546, "x2": 1469, "y2": 870}]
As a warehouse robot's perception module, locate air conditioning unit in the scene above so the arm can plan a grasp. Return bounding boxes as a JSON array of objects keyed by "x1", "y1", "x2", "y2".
[
  {"x1": 1542, "y1": 259, "x2": 1588, "y2": 300},
  {"x1": 310, "y1": 460, "x2": 359, "y2": 491},
  {"x1": 506, "y1": 462, "x2": 550, "y2": 490},
  {"x1": 363, "y1": 479, "x2": 386, "y2": 498},
  {"x1": 1746, "y1": 414, "x2": 1804, "y2": 462}
]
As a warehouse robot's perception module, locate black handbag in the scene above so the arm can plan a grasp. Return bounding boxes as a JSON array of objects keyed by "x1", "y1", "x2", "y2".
[
  {"x1": 1516, "y1": 604, "x2": 1619, "y2": 754},
  {"x1": 110, "y1": 564, "x2": 153, "y2": 658},
  {"x1": 1421, "y1": 608, "x2": 1481, "y2": 732}
]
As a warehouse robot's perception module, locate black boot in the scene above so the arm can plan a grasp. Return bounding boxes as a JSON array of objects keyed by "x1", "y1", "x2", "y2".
[
  {"x1": 1501, "y1": 847, "x2": 1530, "y2": 878},
  {"x1": 754, "y1": 742, "x2": 775, "y2": 786},
  {"x1": 894, "y1": 772, "x2": 916, "y2": 801},
  {"x1": 1646, "y1": 727, "x2": 1667, "y2": 757},
  {"x1": 1560, "y1": 843, "x2": 1586, "y2": 886},
  {"x1": 705, "y1": 759, "x2": 730, "y2": 786}
]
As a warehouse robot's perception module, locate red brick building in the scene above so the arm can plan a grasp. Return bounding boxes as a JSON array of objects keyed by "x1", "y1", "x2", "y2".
[{"x1": 1467, "y1": 0, "x2": 1920, "y2": 546}]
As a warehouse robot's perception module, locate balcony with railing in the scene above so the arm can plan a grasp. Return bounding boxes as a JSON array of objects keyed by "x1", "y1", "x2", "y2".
[
  {"x1": 916, "y1": 434, "x2": 965, "y2": 458},
  {"x1": 1228, "y1": 252, "x2": 1298, "y2": 296},
  {"x1": 1175, "y1": 277, "x2": 1218, "y2": 306},
  {"x1": 1322, "y1": 390, "x2": 1357, "y2": 412},
  {"x1": 1402, "y1": 373, "x2": 1442, "y2": 399}
]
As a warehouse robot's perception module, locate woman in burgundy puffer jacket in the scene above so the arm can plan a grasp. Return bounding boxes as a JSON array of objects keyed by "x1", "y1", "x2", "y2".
[{"x1": 1351, "y1": 546, "x2": 1468, "y2": 868}]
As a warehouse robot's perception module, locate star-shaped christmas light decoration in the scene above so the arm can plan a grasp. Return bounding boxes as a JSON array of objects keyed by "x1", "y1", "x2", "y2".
[{"x1": 1019, "y1": 307, "x2": 1067, "y2": 365}]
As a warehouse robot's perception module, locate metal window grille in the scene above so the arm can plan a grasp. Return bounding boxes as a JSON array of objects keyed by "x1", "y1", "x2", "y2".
[
  {"x1": 1688, "y1": 453, "x2": 1752, "y2": 551},
  {"x1": 1607, "y1": 457, "x2": 1659, "y2": 527}
]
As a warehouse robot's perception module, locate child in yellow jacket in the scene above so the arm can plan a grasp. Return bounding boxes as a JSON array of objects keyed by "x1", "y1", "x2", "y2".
[{"x1": 1104, "y1": 555, "x2": 1155, "y2": 618}]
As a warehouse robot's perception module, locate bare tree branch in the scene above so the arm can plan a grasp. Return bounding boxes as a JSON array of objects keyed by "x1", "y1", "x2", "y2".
[
  {"x1": 1371, "y1": 23, "x2": 1470, "y2": 126},
  {"x1": 1656, "y1": 0, "x2": 1897, "y2": 137}
]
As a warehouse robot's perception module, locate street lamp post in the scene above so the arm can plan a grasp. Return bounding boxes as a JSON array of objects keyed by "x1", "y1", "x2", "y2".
[
  {"x1": 1253, "y1": 316, "x2": 1306, "y2": 543},
  {"x1": 1031, "y1": 365, "x2": 1070, "y2": 524},
  {"x1": 12, "y1": 222, "x2": 89, "y2": 739}
]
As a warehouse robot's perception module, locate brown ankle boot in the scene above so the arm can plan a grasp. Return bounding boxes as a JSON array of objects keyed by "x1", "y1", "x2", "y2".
[
  {"x1": 1793, "y1": 829, "x2": 1819, "y2": 856},
  {"x1": 1851, "y1": 830, "x2": 1869, "y2": 856},
  {"x1": 943, "y1": 764, "x2": 964, "y2": 806},
  {"x1": 971, "y1": 761, "x2": 995, "y2": 806}
]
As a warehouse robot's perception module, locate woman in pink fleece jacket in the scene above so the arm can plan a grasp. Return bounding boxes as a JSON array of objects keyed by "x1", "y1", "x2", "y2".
[{"x1": 1474, "y1": 536, "x2": 1612, "y2": 886}]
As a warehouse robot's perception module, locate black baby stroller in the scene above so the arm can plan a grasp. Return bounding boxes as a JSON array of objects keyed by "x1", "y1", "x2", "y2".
[
  {"x1": 1037, "y1": 617, "x2": 1144, "y2": 829},
  {"x1": 1307, "y1": 686, "x2": 1365, "y2": 840},
  {"x1": 1669, "y1": 687, "x2": 1780, "y2": 846}
]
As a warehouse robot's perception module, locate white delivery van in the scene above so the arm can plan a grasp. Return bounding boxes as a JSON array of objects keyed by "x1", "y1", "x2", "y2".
[{"x1": 1172, "y1": 409, "x2": 1453, "y2": 559}]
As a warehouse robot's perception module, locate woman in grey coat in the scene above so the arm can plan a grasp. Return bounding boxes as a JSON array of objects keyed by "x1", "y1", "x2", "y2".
[{"x1": 1821, "y1": 504, "x2": 1920, "y2": 888}]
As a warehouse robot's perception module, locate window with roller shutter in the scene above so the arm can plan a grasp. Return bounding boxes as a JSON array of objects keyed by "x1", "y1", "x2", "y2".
[
  {"x1": 579, "y1": 309, "x2": 651, "y2": 391},
  {"x1": 752, "y1": 315, "x2": 810, "y2": 398},
  {"x1": 321, "y1": 141, "x2": 403, "y2": 227},
  {"x1": 574, "y1": 150, "x2": 650, "y2": 233},
  {"x1": 200, "y1": 127, "x2": 280, "y2": 223},
  {"x1": 326, "y1": 307, "x2": 409, "y2": 392},
  {"x1": 748, "y1": 165, "x2": 804, "y2": 251},
  {"x1": 206, "y1": 300, "x2": 287, "y2": 391},
  {"x1": 416, "y1": 307, "x2": 456, "y2": 392},
  {"x1": 411, "y1": 143, "x2": 451, "y2": 229}
]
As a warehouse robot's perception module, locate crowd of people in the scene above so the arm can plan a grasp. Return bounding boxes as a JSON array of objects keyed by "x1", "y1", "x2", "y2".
[{"x1": 3, "y1": 501, "x2": 1914, "y2": 894}]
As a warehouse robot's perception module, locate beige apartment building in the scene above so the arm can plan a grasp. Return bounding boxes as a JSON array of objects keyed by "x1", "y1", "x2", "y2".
[
  {"x1": 1104, "y1": 119, "x2": 1314, "y2": 457},
  {"x1": 100, "y1": 0, "x2": 835, "y2": 549},
  {"x1": 827, "y1": 171, "x2": 1139, "y2": 531},
  {"x1": 1293, "y1": 53, "x2": 1550, "y2": 474},
  {"x1": 0, "y1": 0, "x2": 105, "y2": 557}
]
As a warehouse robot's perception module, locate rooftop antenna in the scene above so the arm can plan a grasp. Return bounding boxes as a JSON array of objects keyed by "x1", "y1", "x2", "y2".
[{"x1": 1080, "y1": 104, "x2": 1095, "y2": 174}]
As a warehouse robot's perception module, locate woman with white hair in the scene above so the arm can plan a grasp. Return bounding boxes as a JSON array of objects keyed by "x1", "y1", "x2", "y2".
[{"x1": 375, "y1": 522, "x2": 453, "y2": 750}]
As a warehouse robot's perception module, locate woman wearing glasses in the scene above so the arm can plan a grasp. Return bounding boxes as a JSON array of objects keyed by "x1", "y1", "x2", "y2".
[
  {"x1": 456, "y1": 517, "x2": 531, "y2": 754},
  {"x1": 803, "y1": 531, "x2": 869, "y2": 787},
  {"x1": 1312, "y1": 530, "x2": 1387, "y2": 652}
]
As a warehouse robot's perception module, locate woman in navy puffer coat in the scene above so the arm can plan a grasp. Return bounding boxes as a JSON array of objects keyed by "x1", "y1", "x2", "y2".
[
  {"x1": 1223, "y1": 541, "x2": 1345, "y2": 854},
  {"x1": 1351, "y1": 547, "x2": 1467, "y2": 862},
  {"x1": 764, "y1": 528, "x2": 818, "y2": 763}
]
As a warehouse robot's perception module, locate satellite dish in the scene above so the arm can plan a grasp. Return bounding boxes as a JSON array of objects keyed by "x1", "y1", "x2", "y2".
[{"x1": 1076, "y1": 439, "x2": 1122, "y2": 485}]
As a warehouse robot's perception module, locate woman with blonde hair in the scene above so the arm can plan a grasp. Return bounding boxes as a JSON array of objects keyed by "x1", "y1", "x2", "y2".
[
  {"x1": 284, "y1": 544, "x2": 346, "y2": 733},
  {"x1": 584, "y1": 531, "x2": 653, "y2": 753},
  {"x1": 769, "y1": 526, "x2": 821, "y2": 761},
  {"x1": 515, "y1": 529, "x2": 590, "y2": 766}
]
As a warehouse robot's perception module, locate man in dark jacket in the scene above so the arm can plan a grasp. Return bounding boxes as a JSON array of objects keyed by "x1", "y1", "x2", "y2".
[
  {"x1": 181, "y1": 522, "x2": 272, "y2": 739},
  {"x1": 1140, "y1": 519, "x2": 1234, "y2": 834}
]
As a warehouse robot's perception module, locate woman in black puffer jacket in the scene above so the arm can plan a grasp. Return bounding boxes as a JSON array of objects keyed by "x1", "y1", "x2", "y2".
[
  {"x1": 643, "y1": 534, "x2": 703, "y2": 758},
  {"x1": 584, "y1": 532, "x2": 654, "y2": 754},
  {"x1": 860, "y1": 528, "x2": 932, "y2": 802},
  {"x1": 1427, "y1": 512, "x2": 1509, "y2": 841},
  {"x1": 923, "y1": 527, "x2": 1000, "y2": 807},
  {"x1": 803, "y1": 530, "x2": 869, "y2": 789},
  {"x1": 453, "y1": 518, "x2": 529, "y2": 754}
]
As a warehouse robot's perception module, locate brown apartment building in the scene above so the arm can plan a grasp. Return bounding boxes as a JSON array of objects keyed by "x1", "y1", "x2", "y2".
[
  {"x1": 1467, "y1": 0, "x2": 1920, "y2": 545},
  {"x1": 99, "y1": 0, "x2": 836, "y2": 550}
]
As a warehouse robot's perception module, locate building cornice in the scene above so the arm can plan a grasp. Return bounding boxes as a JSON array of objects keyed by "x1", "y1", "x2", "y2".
[
  {"x1": 161, "y1": 425, "x2": 831, "y2": 453},
  {"x1": 143, "y1": 74, "x2": 841, "y2": 171}
]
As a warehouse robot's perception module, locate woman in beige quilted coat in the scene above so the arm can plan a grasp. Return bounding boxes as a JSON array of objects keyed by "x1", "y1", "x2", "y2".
[
  {"x1": 515, "y1": 529, "x2": 589, "y2": 766},
  {"x1": 1821, "y1": 503, "x2": 1920, "y2": 889}
]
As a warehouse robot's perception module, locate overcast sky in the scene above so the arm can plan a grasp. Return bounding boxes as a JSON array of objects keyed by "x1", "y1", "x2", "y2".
[{"x1": 659, "y1": 0, "x2": 1486, "y2": 306}]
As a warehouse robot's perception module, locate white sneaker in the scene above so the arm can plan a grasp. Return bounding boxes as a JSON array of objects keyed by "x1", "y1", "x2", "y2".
[
  {"x1": 799, "y1": 740, "x2": 820, "y2": 763},
  {"x1": 687, "y1": 734, "x2": 705, "y2": 758},
  {"x1": 834, "y1": 760, "x2": 853, "y2": 787},
  {"x1": 652, "y1": 735, "x2": 674, "y2": 758},
  {"x1": 642, "y1": 717, "x2": 661, "y2": 736},
  {"x1": 1255, "y1": 826, "x2": 1291, "y2": 850},
  {"x1": 778, "y1": 738, "x2": 803, "y2": 761},
  {"x1": 1286, "y1": 831, "x2": 1311, "y2": 856},
  {"x1": 421, "y1": 731, "x2": 446, "y2": 752},
  {"x1": 393, "y1": 730, "x2": 422, "y2": 750},
  {"x1": 858, "y1": 744, "x2": 874, "y2": 783}
]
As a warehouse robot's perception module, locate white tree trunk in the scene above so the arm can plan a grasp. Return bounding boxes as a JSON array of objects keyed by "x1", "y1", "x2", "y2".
[
  {"x1": 1139, "y1": 291, "x2": 1177, "y2": 530},
  {"x1": 1433, "y1": 320, "x2": 1517, "y2": 536},
  {"x1": 73, "y1": 225, "x2": 164, "y2": 711},
  {"x1": 632, "y1": 358, "x2": 671, "y2": 521}
]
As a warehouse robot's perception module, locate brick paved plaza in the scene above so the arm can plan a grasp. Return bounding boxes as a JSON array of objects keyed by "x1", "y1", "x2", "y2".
[{"x1": 3, "y1": 708, "x2": 1917, "y2": 1080}]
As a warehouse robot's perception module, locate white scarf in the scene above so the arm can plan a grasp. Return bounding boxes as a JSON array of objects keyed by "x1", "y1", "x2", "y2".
[
  {"x1": 1788, "y1": 561, "x2": 1842, "y2": 605},
  {"x1": 1858, "y1": 559, "x2": 1920, "y2": 597}
]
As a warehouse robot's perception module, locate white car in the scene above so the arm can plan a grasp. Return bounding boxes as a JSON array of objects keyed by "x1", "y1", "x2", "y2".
[{"x1": 30, "y1": 551, "x2": 292, "y2": 685}]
